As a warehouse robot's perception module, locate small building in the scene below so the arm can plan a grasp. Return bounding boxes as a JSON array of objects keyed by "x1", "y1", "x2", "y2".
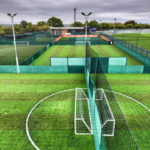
[{"x1": 49, "y1": 27, "x2": 90, "y2": 35}]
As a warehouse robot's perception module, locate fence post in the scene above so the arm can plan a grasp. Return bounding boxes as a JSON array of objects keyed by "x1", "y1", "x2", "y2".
[
  {"x1": 32, "y1": 57, "x2": 34, "y2": 66},
  {"x1": 136, "y1": 33, "x2": 139, "y2": 52},
  {"x1": 11, "y1": 57, "x2": 14, "y2": 65}
]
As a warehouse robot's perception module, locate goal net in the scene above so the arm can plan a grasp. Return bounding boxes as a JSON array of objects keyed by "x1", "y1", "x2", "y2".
[
  {"x1": 141, "y1": 29, "x2": 150, "y2": 34},
  {"x1": 14, "y1": 41, "x2": 29, "y2": 46},
  {"x1": 36, "y1": 34, "x2": 46, "y2": 37},
  {"x1": 75, "y1": 41, "x2": 91, "y2": 45},
  {"x1": 75, "y1": 88, "x2": 93, "y2": 134},
  {"x1": 95, "y1": 88, "x2": 115, "y2": 136}
]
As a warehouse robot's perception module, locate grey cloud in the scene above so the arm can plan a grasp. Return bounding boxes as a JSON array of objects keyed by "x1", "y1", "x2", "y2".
[{"x1": 0, "y1": 0, "x2": 149, "y2": 24}]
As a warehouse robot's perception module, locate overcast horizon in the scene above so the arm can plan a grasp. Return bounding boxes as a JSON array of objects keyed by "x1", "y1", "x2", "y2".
[{"x1": 0, "y1": 0, "x2": 150, "y2": 25}]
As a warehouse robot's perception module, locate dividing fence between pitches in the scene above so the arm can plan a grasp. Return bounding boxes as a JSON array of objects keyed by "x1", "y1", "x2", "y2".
[{"x1": 85, "y1": 42, "x2": 140, "y2": 150}]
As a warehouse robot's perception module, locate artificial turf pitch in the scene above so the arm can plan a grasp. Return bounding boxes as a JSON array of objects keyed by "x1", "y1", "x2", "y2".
[
  {"x1": 112, "y1": 33, "x2": 150, "y2": 51},
  {"x1": 0, "y1": 73, "x2": 94, "y2": 150},
  {"x1": 0, "y1": 45, "x2": 45, "y2": 65},
  {"x1": 0, "y1": 73, "x2": 150, "y2": 150},
  {"x1": 106, "y1": 74, "x2": 150, "y2": 150},
  {"x1": 30, "y1": 45, "x2": 144, "y2": 66}
]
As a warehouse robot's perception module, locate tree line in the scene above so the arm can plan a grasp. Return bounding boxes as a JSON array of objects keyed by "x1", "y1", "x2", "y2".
[
  {"x1": 0, "y1": 18, "x2": 149, "y2": 36},
  {"x1": 70, "y1": 20, "x2": 150, "y2": 30},
  {"x1": 0, "y1": 17, "x2": 63, "y2": 35}
]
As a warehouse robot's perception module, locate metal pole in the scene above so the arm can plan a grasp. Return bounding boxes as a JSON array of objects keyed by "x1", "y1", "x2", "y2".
[
  {"x1": 51, "y1": 20, "x2": 52, "y2": 43},
  {"x1": 12, "y1": 17, "x2": 19, "y2": 73}
]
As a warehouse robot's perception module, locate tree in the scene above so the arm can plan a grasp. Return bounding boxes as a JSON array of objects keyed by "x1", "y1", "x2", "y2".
[
  {"x1": 135, "y1": 24, "x2": 141, "y2": 29},
  {"x1": 124, "y1": 20, "x2": 137, "y2": 27},
  {"x1": 101, "y1": 23, "x2": 110, "y2": 29},
  {"x1": 30, "y1": 25, "x2": 38, "y2": 32},
  {"x1": 3, "y1": 26, "x2": 13, "y2": 34},
  {"x1": 14, "y1": 24, "x2": 20, "y2": 32},
  {"x1": 115, "y1": 23, "x2": 126, "y2": 29},
  {"x1": 126, "y1": 24, "x2": 133, "y2": 29},
  {"x1": 47, "y1": 17, "x2": 64, "y2": 27},
  {"x1": 88, "y1": 20, "x2": 99, "y2": 28},
  {"x1": 28, "y1": 22, "x2": 32, "y2": 27},
  {"x1": 20, "y1": 20, "x2": 28, "y2": 28},
  {"x1": 70, "y1": 21, "x2": 83, "y2": 27},
  {"x1": 37, "y1": 21, "x2": 46, "y2": 26},
  {"x1": 144, "y1": 24, "x2": 150, "y2": 28}
]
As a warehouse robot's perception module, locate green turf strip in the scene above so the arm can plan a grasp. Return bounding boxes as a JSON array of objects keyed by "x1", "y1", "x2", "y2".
[
  {"x1": 30, "y1": 45, "x2": 58, "y2": 66},
  {"x1": 106, "y1": 74, "x2": 150, "y2": 150},
  {"x1": 59, "y1": 45, "x2": 70, "y2": 57}
]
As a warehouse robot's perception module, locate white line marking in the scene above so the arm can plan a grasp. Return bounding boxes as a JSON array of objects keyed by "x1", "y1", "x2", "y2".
[
  {"x1": 104, "y1": 90, "x2": 150, "y2": 112},
  {"x1": 26, "y1": 89, "x2": 76, "y2": 150},
  {"x1": 26, "y1": 88, "x2": 149, "y2": 150}
]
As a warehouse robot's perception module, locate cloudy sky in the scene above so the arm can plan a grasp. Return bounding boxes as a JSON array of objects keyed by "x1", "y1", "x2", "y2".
[{"x1": 0, "y1": 0, "x2": 150, "y2": 25}]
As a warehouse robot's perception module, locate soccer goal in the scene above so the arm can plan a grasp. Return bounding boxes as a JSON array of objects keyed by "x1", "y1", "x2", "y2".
[
  {"x1": 95, "y1": 88, "x2": 115, "y2": 136},
  {"x1": 36, "y1": 34, "x2": 46, "y2": 37},
  {"x1": 75, "y1": 41, "x2": 91, "y2": 45},
  {"x1": 75, "y1": 88, "x2": 93, "y2": 135},
  {"x1": 14, "y1": 41, "x2": 29, "y2": 46},
  {"x1": 141, "y1": 29, "x2": 150, "y2": 34}
]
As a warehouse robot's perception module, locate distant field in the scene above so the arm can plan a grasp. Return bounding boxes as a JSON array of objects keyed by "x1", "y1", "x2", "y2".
[
  {"x1": 0, "y1": 45, "x2": 45, "y2": 65},
  {"x1": 36, "y1": 37, "x2": 57, "y2": 42},
  {"x1": 106, "y1": 74, "x2": 150, "y2": 150},
  {"x1": 58, "y1": 37, "x2": 104, "y2": 41},
  {"x1": 31, "y1": 45, "x2": 144, "y2": 66},
  {"x1": 112, "y1": 33, "x2": 150, "y2": 50}
]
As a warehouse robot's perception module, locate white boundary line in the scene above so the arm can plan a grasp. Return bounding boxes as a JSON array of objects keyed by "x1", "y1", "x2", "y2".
[{"x1": 26, "y1": 88, "x2": 150, "y2": 150}]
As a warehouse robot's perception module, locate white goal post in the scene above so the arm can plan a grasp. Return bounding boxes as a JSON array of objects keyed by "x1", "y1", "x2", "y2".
[
  {"x1": 36, "y1": 34, "x2": 46, "y2": 37},
  {"x1": 75, "y1": 88, "x2": 93, "y2": 135},
  {"x1": 75, "y1": 41, "x2": 91, "y2": 45},
  {"x1": 95, "y1": 88, "x2": 115, "y2": 136},
  {"x1": 14, "y1": 41, "x2": 29, "y2": 46}
]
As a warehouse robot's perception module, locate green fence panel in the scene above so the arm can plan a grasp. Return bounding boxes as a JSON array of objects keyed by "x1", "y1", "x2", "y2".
[
  {"x1": 49, "y1": 66, "x2": 68, "y2": 73},
  {"x1": 91, "y1": 41, "x2": 109, "y2": 45},
  {"x1": 126, "y1": 66, "x2": 144, "y2": 73},
  {"x1": 115, "y1": 43, "x2": 150, "y2": 65},
  {"x1": 53, "y1": 41, "x2": 75, "y2": 45},
  {"x1": 50, "y1": 58, "x2": 67, "y2": 66},
  {"x1": 0, "y1": 66, "x2": 17, "y2": 73},
  {"x1": 102, "y1": 65, "x2": 109, "y2": 73},
  {"x1": 143, "y1": 66, "x2": 150, "y2": 73},
  {"x1": 68, "y1": 66, "x2": 84, "y2": 73},
  {"x1": 68, "y1": 58, "x2": 85, "y2": 66},
  {"x1": 108, "y1": 65, "x2": 126, "y2": 73},
  {"x1": 19, "y1": 66, "x2": 33, "y2": 73},
  {"x1": 99, "y1": 58, "x2": 109, "y2": 65},
  {"x1": 109, "y1": 57, "x2": 127, "y2": 65}
]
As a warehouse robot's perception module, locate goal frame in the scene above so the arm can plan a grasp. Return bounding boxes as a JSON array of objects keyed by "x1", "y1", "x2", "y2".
[
  {"x1": 74, "y1": 88, "x2": 93, "y2": 135},
  {"x1": 14, "y1": 41, "x2": 29, "y2": 46},
  {"x1": 95, "y1": 88, "x2": 115, "y2": 136},
  {"x1": 75, "y1": 41, "x2": 91, "y2": 46}
]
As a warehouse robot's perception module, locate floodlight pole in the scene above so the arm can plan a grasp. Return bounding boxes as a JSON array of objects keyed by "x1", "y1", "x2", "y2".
[
  {"x1": 8, "y1": 13, "x2": 19, "y2": 73},
  {"x1": 114, "y1": 18, "x2": 116, "y2": 43},
  {"x1": 81, "y1": 12, "x2": 92, "y2": 44},
  {"x1": 49, "y1": 19, "x2": 53, "y2": 43},
  {"x1": 100, "y1": 20, "x2": 101, "y2": 31}
]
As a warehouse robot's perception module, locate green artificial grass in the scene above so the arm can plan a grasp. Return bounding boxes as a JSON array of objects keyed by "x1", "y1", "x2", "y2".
[
  {"x1": 30, "y1": 45, "x2": 85, "y2": 65},
  {"x1": 30, "y1": 45, "x2": 144, "y2": 66},
  {"x1": 0, "y1": 45, "x2": 45, "y2": 65},
  {"x1": 90, "y1": 45, "x2": 144, "y2": 65},
  {"x1": 106, "y1": 74, "x2": 150, "y2": 150},
  {"x1": 0, "y1": 73, "x2": 95, "y2": 150},
  {"x1": 112, "y1": 33, "x2": 150, "y2": 50}
]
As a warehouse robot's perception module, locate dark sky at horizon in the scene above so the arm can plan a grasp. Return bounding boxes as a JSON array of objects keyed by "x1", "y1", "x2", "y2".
[{"x1": 0, "y1": 0, "x2": 150, "y2": 25}]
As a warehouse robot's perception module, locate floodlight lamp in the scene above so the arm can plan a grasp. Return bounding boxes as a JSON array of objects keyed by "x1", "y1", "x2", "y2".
[
  {"x1": 13, "y1": 13, "x2": 17, "y2": 17},
  {"x1": 7, "y1": 13, "x2": 11, "y2": 16},
  {"x1": 88, "y1": 12, "x2": 92, "y2": 16},
  {"x1": 114, "y1": 18, "x2": 116, "y2": 21},
  {"x1": 81, "y1": 12, "x2": 85, "y2": 16}
]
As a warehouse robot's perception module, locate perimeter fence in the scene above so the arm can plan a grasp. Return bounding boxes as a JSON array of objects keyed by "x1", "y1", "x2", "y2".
[{"x1": 101, "y1": 32, "x2": 150, "y2": 65}]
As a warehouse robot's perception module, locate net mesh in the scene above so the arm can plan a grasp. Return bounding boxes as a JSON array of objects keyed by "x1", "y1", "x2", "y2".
[{"x1": 85, "y1": 42, "x2": 140, "y2": 150}]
